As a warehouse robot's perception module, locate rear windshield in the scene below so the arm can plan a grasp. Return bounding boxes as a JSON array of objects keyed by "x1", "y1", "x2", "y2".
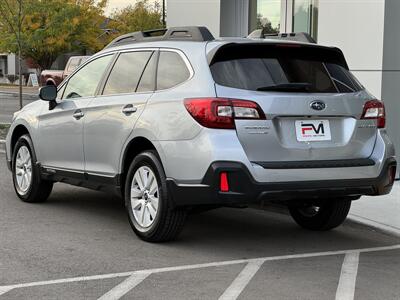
[{"x1": 210, "y1": 44, "x2": 364, "y2": 93}]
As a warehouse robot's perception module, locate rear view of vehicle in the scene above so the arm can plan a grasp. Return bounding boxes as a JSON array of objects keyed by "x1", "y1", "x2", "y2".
[
  {"x1": 182, "y1": 40, "x2": 396, "y2": 231},
  {"x1": 5, "y1": 27, "x2": 396, "y2": 243}
]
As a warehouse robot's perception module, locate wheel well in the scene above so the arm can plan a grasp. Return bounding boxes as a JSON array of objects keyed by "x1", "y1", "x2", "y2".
[
  {"x1": 120, "y1": 137, "x2": 157, "y2": 187},
  {"x1": 46, "y1": 80, "x2": 55, "y2": 86},
  {"x1": 11, "y1": 125, "x2": 29, "y2": 155}
]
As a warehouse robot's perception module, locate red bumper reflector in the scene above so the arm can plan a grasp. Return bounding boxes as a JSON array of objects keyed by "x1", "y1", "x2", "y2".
[{"x1": 220, "y1": 172, "x2": 229, "y2": 192}]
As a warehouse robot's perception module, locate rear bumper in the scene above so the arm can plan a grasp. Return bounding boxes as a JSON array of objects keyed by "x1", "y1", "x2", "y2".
[{"x1": 167, "y1": 158, "x2": 397, "y2": 207}]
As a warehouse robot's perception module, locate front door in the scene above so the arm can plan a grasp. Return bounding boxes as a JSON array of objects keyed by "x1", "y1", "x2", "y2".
[{"x1": 37, "y1": 54, "x2": 114, "y2": 173}]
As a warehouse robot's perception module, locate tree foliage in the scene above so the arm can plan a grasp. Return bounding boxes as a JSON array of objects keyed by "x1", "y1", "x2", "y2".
[
  {"x1": 0, "y1": 0, "x2": 108, "y2": 70},
  {"x1": 0, "y1": 0, "x2": 165, "y2": 71},
  {"x1": 110, "y1": 0, "x2": 164, "y2": 35}
]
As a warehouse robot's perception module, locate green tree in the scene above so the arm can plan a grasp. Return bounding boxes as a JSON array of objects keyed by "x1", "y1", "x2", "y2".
[
  {"x1": 110, "y1": 0, "x2": 163, "y2": 35},
  {"x1": 0, "y1": 0, "x2": 25, "y2": 108},
  {"x1": 0, "y1": 0, "x2": 108, "y2": 72}
]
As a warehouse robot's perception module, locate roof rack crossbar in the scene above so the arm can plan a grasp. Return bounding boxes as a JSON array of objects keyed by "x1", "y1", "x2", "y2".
[
  {"x1": 247, "y1": 30, "x2": 316, "y2": 44},
  {"x1": 104, "y1": 26, "x2": 215, "y2": 49}
]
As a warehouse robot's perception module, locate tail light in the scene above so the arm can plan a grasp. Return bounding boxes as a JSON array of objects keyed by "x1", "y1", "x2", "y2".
[
  {"x1": 184, "y1": 98, "x2": 266, "y2": 129},
  {"x1": 361, "y1": 100, "x2": 386, "y2": 128}
]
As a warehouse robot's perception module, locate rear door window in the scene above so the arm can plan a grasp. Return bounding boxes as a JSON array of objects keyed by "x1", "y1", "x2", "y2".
[
  {"x1": 137, "y1": 51, "x2": 158, "y2": 93},
  {"x1": 210, "y1": 44, "x2": 363, "y2": 93},
  {"x1": 103, "y1": 51, "x2": 153, "y2": 95},
  {"x1": 157, "y1": 51, "x2": 190, "y2": 90}
]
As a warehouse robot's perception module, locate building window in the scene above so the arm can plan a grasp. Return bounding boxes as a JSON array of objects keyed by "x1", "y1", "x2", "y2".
[
  {"x1": 249, "y1": 0, "x2": 281, "y2": 34},
  {"x1": 292, "y1": 0, "x2": 319, "y2": 40}
]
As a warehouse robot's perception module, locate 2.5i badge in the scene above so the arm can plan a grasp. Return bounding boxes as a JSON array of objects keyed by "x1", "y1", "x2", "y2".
[{"x1": 295, "y1": 120, "x2": 331, "y2": 142}]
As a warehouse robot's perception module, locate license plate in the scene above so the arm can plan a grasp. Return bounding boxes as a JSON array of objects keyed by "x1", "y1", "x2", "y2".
[{"x1": 295, "y1": 120, "x2": 331, "y2": 142}]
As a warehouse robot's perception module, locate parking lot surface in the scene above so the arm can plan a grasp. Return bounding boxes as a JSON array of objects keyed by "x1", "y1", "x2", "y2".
[
  {"x1": 0, "y1": 92, "x2": 37, "y2": 124},
  {"x1": 0, "y1": 154, "x2": 399, "y2": 299}
]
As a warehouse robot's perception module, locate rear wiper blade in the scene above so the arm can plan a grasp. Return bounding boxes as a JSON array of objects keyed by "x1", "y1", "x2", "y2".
[{"x1": 257, "y1": 83, "x2": 312, "y2": 92}]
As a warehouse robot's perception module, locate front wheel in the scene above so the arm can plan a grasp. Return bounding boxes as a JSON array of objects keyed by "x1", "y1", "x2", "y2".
[
  {"x1": 12, "y1": 134, "x2": 53, "y2": 203},
  {"x1": 124, "y1": 151, "x2": 187, "y2": 242},
  {"x1": 289, "y1": 199, "x2": 351, "y2": 231}
]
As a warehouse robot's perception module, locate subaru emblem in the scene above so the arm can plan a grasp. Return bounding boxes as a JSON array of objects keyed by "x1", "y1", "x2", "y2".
[{"x1": 310, "y1": 100, "x2": 326, "y2": 111}]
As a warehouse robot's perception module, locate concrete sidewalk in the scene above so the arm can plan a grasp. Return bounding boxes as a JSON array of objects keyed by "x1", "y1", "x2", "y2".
[{"x1": 350, "y1": 182, "x2": 400, "y2": 236}]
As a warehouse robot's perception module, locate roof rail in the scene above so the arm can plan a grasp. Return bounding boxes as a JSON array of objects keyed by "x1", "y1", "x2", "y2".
[
  {"x1": 104, "y1": 26, "x2": 215, "y2": 49},
  {"x1": 247, "y1": 30, "x2": 316, "y2": 44}
]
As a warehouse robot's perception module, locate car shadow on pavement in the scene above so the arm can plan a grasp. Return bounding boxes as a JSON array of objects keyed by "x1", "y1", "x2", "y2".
[{"x1": 44, "y1": 184, "x2": 400, "y2": 259}]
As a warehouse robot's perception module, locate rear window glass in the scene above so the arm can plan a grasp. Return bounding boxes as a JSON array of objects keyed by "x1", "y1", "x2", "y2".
[{"x1": 210, "y1": 44, "x2": 364, "y2": 93}]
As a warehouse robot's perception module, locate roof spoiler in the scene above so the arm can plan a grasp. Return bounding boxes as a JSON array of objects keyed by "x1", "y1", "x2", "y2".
[
  {"x1": 104, "y1": 26, "x2": 215, "y2": 49},
  {"x1": 248, "y1": 30, "x2": 316, "y2": 44}
]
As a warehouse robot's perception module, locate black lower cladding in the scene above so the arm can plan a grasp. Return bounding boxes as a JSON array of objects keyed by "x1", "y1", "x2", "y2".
[{"x1": 167, "y1": 158, "x2": 397, "y2": 207}]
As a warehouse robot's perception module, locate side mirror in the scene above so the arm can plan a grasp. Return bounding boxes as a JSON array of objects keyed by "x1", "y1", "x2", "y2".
[
  {"x1": 39, "y1": 85, "x2": 57, "y2": 101},
  {"x1": 39, "y1": 85, "x2": 57, "y2": 110}
]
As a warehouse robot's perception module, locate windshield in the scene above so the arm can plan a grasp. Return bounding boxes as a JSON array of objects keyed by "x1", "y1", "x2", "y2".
[{"x1": 210, "y1": 44, "x2": 364, "y2": 93}]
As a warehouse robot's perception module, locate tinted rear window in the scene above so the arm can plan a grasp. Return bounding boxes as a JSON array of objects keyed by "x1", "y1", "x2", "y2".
[{"x1": 210, "y1": 44, "x2": 363, "y2": 93}]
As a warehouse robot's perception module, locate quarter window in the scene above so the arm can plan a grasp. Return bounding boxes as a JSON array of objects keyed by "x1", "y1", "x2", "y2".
[
  {"x1": 157, "y1": 51, "x2": 190, "y2": 90},
  {"x1": 103, "y1": 51, "x2": 153, "y2": 95},
  {"x1": 63, "y1": 55, "x2": 113, "y2": 99}
]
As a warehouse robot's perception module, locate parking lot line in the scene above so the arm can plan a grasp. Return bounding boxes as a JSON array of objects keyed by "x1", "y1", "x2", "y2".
[
  {"x1": 0, "y1": 287, "x2": 13, "y2": 296},
  {"x1": 0, "y1": 244, "x2": 399, "y2": 297},
  {"x1": 97, "y1": 271, "x2": 151, "y2": 300},
  {"x1": 335, "y1": 253, "x2": 360, "y2": 300},
  {"x1": 218, "y1": 259, "x2": 264, "y2": 300}
]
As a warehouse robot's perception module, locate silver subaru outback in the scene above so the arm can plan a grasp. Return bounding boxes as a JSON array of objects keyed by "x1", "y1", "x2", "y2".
[{"x1": 5, "y1": 27, "x2": 397, "y2": 242}]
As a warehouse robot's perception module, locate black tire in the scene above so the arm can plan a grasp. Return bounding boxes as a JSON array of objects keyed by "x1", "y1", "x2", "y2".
[
  {"x1": 124, "y1": 150, "x2": 187, "y2": 242},
  {"x1": 289, "y1": 199, "x2": 351, "y2": 231},
  {"x1": 12, "y1": 134, "x2": 53, "y2": 203}
]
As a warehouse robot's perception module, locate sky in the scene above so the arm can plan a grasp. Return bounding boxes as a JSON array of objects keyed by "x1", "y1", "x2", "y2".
[{"x1": 105, "y1": 0, "x2": 158, "y2": 15}]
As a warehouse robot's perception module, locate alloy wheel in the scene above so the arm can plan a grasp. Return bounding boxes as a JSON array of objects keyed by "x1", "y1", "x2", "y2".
[
  {"x1": 15, "y1": 146, "x2": 33, "y2": 195},
  {"x1": 130, "y1": 166, "x2": 159, "y2": 228}
]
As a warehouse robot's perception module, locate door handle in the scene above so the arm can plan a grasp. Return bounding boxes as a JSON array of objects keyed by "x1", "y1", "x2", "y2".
[
  {"x1": 73, "y1": 110, "x2": 84, "y2": 120},
  {"x1": 122, "y1": 104, "x2": 137, "y2": 115}
]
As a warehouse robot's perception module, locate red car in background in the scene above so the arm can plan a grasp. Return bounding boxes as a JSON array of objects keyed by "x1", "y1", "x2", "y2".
[{"x1": 40, "y1": 56, "x2": 89, "y2": 86}]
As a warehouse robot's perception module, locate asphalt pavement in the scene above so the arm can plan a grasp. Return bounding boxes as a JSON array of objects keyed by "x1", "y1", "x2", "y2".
[
  {"x1": 0, "y1": 91, "x2": 38, "y2": 124},
  {"x1": 0, "y1": 153, "x2": 399, "y2": 300}
]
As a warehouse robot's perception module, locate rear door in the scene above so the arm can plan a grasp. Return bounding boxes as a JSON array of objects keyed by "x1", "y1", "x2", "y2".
[
  {"x1": 210, "y1": 43, "x2": 377, "y2": 163},
  {"x1": 83, "y1": 49, "x2": 157, "y2": 177}
]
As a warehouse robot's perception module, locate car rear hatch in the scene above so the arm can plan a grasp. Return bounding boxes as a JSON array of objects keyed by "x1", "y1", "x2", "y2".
[{"x1": 209, "y1": 42, "x2": 379, "y2": 166}]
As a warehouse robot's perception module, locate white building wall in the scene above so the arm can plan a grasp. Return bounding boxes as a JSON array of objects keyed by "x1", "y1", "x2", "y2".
[
  {"x1": 317, "y1": 0, "x2": 385, "y2": 98},
  {"x1": 167, "y1": 0, "x2": 221, "y2": 37},
  {"x1": 7, "y1": 54, "x2": 16, "y2": 75},
  {"x1": 220, "y1": 0, "x2": 249, "y2": 37}
]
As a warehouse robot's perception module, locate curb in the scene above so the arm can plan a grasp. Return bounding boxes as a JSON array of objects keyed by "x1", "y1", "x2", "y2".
[{"x1": 349, "y1": 214, "x2": 400, "y2": 238}]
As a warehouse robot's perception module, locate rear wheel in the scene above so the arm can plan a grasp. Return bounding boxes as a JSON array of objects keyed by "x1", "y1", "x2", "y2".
[
  {"x1": 125, "y1": 151, "x2": 187, "y2": 242},
  {"x1": 12, "y1": 134, "x2": 53, "y2": 203},
  {"x1": 289, "y1": 199, "x2": 351, "y2": 231}
]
